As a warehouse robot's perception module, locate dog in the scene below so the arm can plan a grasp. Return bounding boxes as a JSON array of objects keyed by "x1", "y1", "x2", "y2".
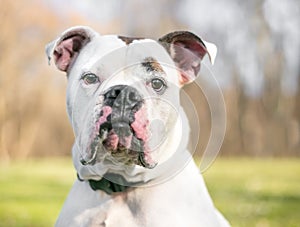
[{"x1": 46, "y1": 26, "x2": 230, "y2": 227}]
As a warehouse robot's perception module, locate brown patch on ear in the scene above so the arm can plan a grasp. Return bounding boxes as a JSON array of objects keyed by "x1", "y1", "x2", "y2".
[
  {"x1": 142, "y1": 57, "x2": 165, "y2": 74},
  {"x1": 118, "y1": 36, "x2": 144, "y2": 45}
]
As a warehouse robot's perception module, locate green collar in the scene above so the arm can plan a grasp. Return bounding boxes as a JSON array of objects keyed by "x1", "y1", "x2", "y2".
[{"x1": 77, "y1": 173, "x2": 132, "y2": 195}]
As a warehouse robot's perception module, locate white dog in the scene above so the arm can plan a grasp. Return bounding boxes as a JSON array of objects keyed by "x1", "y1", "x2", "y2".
[{"x1": 46, "y1": 26, "x2": 230, "y2": 227}]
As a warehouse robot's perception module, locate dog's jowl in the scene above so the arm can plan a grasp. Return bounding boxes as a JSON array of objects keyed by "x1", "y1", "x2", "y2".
[{"x1": 46, "y1": 26, "x2": 230, "y2": 227}]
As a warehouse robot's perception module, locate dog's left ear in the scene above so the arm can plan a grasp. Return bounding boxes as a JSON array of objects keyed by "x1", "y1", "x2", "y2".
[{"x1": 159, "y1": 31, "x2": 217, "y2": 85}]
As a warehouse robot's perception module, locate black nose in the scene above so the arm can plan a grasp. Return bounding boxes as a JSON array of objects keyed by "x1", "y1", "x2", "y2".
[
  {"x1": 105, "y1": 85, "x2": 141, "y2": 106},
  {"x1": 104, "y1": 85, "x2": 143, "y2": 123}
]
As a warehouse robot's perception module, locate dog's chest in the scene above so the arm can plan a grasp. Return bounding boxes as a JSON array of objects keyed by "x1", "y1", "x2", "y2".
[
  {"x1": 73, "y1": 187, "x2": 185, "y2": 227},
  {"x1": 83, "y1": 194, "x2": 142, "y2": 227},
  {"x1": 82, "y1": 184, "x2": 198, "y2": 227}
]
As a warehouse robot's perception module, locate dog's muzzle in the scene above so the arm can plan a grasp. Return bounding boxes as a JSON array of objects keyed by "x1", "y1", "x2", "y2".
[{"x1": 80, "y1": 85, "x2": 156, "y2": 169}]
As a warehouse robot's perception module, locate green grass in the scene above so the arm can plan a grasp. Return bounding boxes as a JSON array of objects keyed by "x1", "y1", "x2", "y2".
[
  {"x1": 0, "y1": 158, "x2": 75, "y2": 227},
  {"x1": 203, "y1": 158, "x2": 300, "y2": 227},
  {"x1": 0, "y1": 158, "x2": 299, "y2": 227}
]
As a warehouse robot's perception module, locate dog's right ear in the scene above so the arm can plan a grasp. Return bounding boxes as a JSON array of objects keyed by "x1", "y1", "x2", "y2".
[{"x1": 45, "y1": 26, "x2": 99, "y2": 72}]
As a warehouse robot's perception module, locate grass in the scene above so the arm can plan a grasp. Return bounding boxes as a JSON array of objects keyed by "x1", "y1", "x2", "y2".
[
  {"x1": 0, "y1": 158, "x2": 75, "y2": 227},
  {"x1": 0, "y1": 158, "x2": 299, "y2": 227},
  {"x1": 203, "y1": 158, "x2": 300, "y2": 227}
]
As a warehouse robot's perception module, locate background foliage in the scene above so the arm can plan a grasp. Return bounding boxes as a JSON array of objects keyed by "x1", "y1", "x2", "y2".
[{"x1": 0, "y1": 0, "x2": 299, "y2": 160}]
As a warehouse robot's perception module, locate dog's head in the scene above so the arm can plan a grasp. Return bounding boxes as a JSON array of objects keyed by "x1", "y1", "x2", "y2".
[{"x1": 46, "y1": 26, "x2": 216, "y2": 181}]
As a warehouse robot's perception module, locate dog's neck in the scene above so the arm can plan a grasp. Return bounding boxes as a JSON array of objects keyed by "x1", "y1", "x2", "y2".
[{"x1": 77, "y1": 173, "x2": 140, "y2": 194}]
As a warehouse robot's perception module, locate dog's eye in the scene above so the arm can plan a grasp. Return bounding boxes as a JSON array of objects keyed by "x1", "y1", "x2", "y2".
[
  {"x1": 151, "y1": 78, "x2": 166, "y2": 93},
  {"x1": 82, "y1": 73, "x2": 99, "y2": 85}
]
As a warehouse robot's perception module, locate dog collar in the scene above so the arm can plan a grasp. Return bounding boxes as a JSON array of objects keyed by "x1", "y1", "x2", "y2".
[{"x1": 77, "y1": 173, "x2": 131, "y2": 195}]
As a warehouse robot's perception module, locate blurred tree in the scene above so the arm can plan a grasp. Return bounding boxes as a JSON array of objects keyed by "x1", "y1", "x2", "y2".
[
  {"x1": 0, "y1": 0, "x2": 299, "y2": 162},
  {"x1": 0, "y1": 0, "x2": 75, "y2": 161}
]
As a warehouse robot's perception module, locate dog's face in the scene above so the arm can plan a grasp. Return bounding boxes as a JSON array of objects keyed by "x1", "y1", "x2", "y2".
[{"x1": 46, "y1": 26, "x2": 216, "y2": 177}]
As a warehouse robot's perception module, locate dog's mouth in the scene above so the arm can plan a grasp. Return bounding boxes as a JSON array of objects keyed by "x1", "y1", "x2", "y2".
[{"x1": 80, "y1": 92, "x2": 156, "y2": 169}]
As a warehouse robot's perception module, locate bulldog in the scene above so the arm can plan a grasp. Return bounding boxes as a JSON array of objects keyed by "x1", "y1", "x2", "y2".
[{"x1": 46, "y1": 26, "x2": 230, "y2": 227}]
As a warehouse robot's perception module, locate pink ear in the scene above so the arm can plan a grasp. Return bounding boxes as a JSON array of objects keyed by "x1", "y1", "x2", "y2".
[
  {"x1": 53, "y1": 34, "x2": 88, "y2": 72},
  {"x1": 159, "y1": 31, "x2": 210, "y2": 85}
]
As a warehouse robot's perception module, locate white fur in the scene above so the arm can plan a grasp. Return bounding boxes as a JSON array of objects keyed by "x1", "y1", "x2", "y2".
[
  {"x1": 56, "y1": 160, "x2": 229, "y2": 227},
  {"x1": 47, "y1": 26, "x2": 230, "y2": 227}
]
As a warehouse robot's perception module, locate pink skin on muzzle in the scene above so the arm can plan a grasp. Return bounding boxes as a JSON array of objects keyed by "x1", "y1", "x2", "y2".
[
  {"x1": 91, "y1": 103, "x2": 155, "y2": 167},
  {"x1": 131, "y1": 105, "x2": 149, "y2": 142}
]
